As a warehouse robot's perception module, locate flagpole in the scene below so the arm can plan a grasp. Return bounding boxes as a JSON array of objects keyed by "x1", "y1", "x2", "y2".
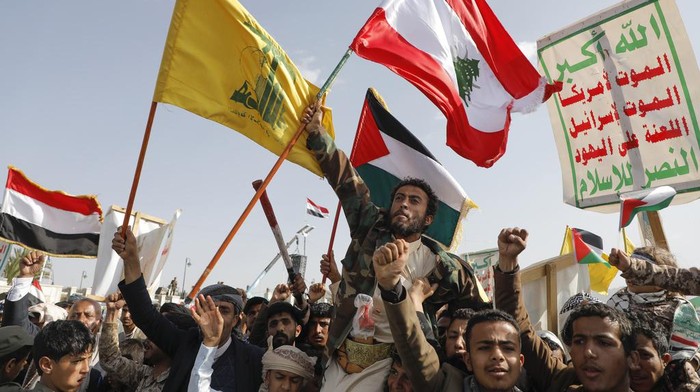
[
  {"x1": 321, "y1": 201, "x2": 342, "y2": 284},
  {"x1": 186, "y1": 50, "x2": 355, "y2": 302},
  {"x1": 320, "y1": 76, "x2": 366, "y2": 285},
  {"x1": 120, "y1": 101, "x2": 158, "y2": 237},
  {"x1": 316, "y1": 48, "x2": 353, "y2": 99}
]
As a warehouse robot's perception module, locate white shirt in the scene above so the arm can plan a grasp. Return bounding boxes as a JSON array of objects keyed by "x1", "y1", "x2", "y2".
[
  {"x1": 186, "y1": 337, "x2": 232, "y2": 392},
  {"x1": 372, "y1": 239, "x2": 435, "y2": 343}
]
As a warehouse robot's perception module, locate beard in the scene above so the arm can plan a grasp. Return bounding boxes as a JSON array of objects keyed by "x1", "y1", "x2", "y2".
[
  {"x1": 390, "y1": 212, "x2": 425, "y2": 238},
  {"x1": 272, "y1": 331, "x2": 294, "y2": 349}
]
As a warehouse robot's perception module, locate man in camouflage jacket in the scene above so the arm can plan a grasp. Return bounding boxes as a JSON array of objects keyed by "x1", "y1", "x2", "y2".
[{"x1": 302, "y1": 103, "x2": 489, "y2": 359}]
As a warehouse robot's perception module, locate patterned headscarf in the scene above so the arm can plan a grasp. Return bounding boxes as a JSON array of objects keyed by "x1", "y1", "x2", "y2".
[
  {"x1": 558, "y1": 292, "x2": 603, "y2": 339},
  {"x1": 259, "y1": 345, "x2": 316, "y2": 392}
]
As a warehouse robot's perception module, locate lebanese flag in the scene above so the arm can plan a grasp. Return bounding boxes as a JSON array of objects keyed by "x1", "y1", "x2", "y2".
[
  {"x1": 619, "y1": 186, "x2": 676, "y2": 229},
  {"x1": 351, "y1": 88, "x2": 476, "y2": 250},
  {"x1": 0, "y1": 167, "x2": 102, "y2": 257},
  {"x1": 351, "y1": 0, "x2": 556, "y2": 168},
  {"x1": 306, "y1": 198, "x2": 329, "y2": 218}
]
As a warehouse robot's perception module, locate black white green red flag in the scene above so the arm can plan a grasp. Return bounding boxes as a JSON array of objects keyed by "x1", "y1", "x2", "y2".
[
  {"x1": 619, "y1": 186, "x2": 676, "y2": 229},
  {"x1": 351, "y1": 0, "x2": 556, "y2": 168},
  {"x1": 0, "y1": 167, "x2": 102, "y2": 257},
  {"x1": 350, "y1": 88, "x2": 476, "y2": 250},
  {"x1": 571, "y1": 227, "x2": 608, "y2": 266}
]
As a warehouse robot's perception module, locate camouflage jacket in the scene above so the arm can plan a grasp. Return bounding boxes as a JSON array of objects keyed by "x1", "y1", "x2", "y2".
[
  {"x1": 307, "y1": 131, "x2": 489, "y2": 355},
  {"x1": 99, "y1": 322, "x2": 169, "y2": 392},
  {"x1": 622, "y1": 258, "x2": 700, "y2": 296}
]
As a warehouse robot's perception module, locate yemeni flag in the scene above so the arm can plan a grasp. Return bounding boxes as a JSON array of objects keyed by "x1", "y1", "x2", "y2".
[
  {"x1": 350, "y1": 88, "x2": 476, "y2": 250},
  {"x1": 619, "y1": 186, "x2": 676, "y2": 229},
  {"x1": 351, "y1": 0, "x2": 557, "y2": 168},
  {"x1": 0, "y1": 167, "x2": 102, "y2": 257},
  {"x1": 306, "y1": 198, "x2": 329, "y2": 218}
]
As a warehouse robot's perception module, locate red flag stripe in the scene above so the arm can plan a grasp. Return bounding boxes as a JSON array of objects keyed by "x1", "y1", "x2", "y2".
[
  {"x1": 6, "y1": 168, "x2": 102, "y2": 216},
  {"x1": 351, "y1": 8, "x2": 510, "y2": 167},
  {"x1": 619, "y1": 198, "x2": 647, "y2": 228},
  {"x1": 306, "y1": 198, "x2": 329, "y2": 214},
  {"x1": 445, "y1": 0, "x2": 541, "y2": 98}
]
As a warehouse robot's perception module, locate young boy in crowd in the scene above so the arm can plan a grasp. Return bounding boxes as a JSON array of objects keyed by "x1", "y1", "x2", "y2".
[
  {"x1": 31, "y1": 320, "x2": 94, "y2": 392},
  {"x1": 495, "y1": 227, "x2": 639, "y2": 392}
]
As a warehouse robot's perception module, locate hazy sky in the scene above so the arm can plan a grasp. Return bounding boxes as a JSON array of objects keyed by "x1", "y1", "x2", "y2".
[{"x1": 1, "y1": 0, "x2": 698, "y2": 294}]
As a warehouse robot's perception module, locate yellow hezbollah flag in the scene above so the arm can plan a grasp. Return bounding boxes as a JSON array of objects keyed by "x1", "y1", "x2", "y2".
[
  {"x1": 153, "y1": 0, "x2": 334, "y2": 176},
  {"x1": 559, "y1": 226, "x2": 632, "y2": 295}
]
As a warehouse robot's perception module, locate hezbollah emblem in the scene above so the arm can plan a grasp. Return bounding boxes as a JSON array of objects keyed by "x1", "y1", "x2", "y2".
[{"x1": 230, "y1": 21, "x2": 297, "y2": 131}]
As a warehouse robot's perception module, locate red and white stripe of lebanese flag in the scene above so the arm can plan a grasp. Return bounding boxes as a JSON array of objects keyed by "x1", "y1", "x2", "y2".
[
  {"x1": 351, "y1": 0, "x2": 547, "y2": 168},
  {"x1": 306, "y1": 198, "x2": 329, "y2": 218},
  {"x1": 0, "y1": 167, "x2": 102, "y2": 257},
  {"x1": 619, "y1": 186, "x2": 676, "y2": 229}
]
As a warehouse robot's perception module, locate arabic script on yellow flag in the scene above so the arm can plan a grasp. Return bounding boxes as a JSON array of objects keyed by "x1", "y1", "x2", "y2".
[{"x1": 153, "y1": 0, "x2": 334, "y2": 176}]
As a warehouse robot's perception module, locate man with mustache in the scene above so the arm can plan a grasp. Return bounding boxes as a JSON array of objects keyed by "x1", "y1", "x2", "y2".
[
  {"x1": 113, "y1": 229, "x2": 264, "y2": 392},
  {"x1": 265, "y1": 302, "x2": 304, "y2": 350},
  {"x1": 302, "y1": 101, "x2": 487, "y2": 391},
  {"x1": 302, "y1": 302, "x2": 333, "y2": 353}
]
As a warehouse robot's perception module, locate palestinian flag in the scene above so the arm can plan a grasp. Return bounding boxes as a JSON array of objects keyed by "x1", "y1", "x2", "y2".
[
  {"x1": 571, "y1": 228, "x2": 608, "y2": 266},
  {"x1": 350, "y1": 88, "x2": 476, "y2": 250},
  {"x1": 351, "y1": 0, "x2": 556, "y2": 167},
  {"x1": 0, "y1": 167, "x2": 102, "y2": 257},
  {"x1": 619, "y1": 186, "x2": 676, "y2": 229},
  {"x1": 560, "y1": 226, "x2": 623, "y2": 295}
]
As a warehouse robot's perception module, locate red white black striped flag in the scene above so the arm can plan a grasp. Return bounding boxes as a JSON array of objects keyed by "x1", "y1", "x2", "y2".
[
  {"x1": 0, "y1": 167, "x2": 102, "y2": 257},
  {"x1": 306, "y1": 198, "x2": 329, "y2": 218}
]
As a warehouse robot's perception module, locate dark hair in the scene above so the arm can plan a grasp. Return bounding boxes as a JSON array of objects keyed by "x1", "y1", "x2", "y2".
[
  {"x1": 0, "y1": 345, "x2": 31, "y2": 379},
  {"x1": 159, "y1": 302, "x2": 188, "y2": 315},
  {"x1": 465, "y1": 309, "x2": 520, "y2": 353},
  {"x1": 561, "y1": 302, "x2": 634, "y2": 355},
  {"x1": 627, "y1": 311, "x2": 670, "y2": 356},
  {"x1": 452, "y1": 308, "x2": 476, "y2": 321},
  {"x1": 244, "y1": 296, "x2": 269, "y2": 315},
  {"x1": 119, "y1": 338, "x2": 145, "y2": 364},
  {"x1": 390, "y1": 178, "x2": 439, "y2": 220},
  {"x1": 163, "y1": 312, "x2": 198, "y2": 330},
  {"x1": 309, "y1": 303, "x2": 334, "y2": 319},
  {"x1": 33, "y1": 320, "x2": 94, "y2": 375}
]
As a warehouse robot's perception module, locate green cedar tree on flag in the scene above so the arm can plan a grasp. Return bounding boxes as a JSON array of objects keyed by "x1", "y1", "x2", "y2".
[
  {"x1": 350, "y1": 88, "x2": 476, "y2": 250},
  {"x1": 619, "y1": 186, "x2": 676, "y2": 229}
]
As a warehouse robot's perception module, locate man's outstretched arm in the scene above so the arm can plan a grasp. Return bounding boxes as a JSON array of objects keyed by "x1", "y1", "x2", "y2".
[{"x1": 610, "y1": 248, "x2": 700, "y2": 295}]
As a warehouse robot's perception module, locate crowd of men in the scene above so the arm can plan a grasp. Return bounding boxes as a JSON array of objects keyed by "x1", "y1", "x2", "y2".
[{"x1": 0, "y1": 103, "x2": 698, "y2": 391}]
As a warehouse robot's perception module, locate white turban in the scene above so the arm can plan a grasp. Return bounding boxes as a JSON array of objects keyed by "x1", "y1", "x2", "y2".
[{"x1": 259, "y1": 345, "x2": 316, "y2": 391}]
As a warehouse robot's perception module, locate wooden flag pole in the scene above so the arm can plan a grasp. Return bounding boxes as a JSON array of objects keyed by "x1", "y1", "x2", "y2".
[
  {"x1": 121, "y1": 101, "x2": 158, "y2": 237},
  {"x1": 321, "y1": 200, "x2": 342, "y2": 284},
  {"x1": 186, "y1": 122, "x2": 306, "y2": 301},
  {"x1": 187, "y1": 50, "x2": 353, "y2": 299},
  {"x1": 186, "y1": 49, "x2": 354, "y2": 301}
]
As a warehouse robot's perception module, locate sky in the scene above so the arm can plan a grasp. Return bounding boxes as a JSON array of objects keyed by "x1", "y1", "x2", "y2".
[{"x1": 1, "y1": 0, "x2": 699, "y2": 295}]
